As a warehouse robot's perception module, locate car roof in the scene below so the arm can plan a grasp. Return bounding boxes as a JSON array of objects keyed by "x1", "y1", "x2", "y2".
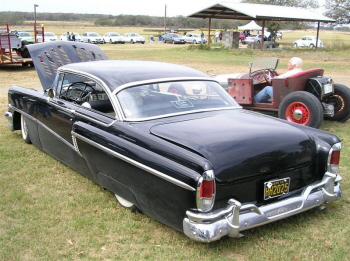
[
  {"x1": 62, "y1": 60, "x2": 208, "y2": 92},
  {"x1": 27, "y1": 41, "x2": 208, "y2": 91}
]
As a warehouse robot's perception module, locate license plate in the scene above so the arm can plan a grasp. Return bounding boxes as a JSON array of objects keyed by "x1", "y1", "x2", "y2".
[
  {"x1": 264, "y1": 178, "x2": 290, "y2": 200},
  {"x1": 323, "y1": 83, "x2": 333, "y2": 94}
]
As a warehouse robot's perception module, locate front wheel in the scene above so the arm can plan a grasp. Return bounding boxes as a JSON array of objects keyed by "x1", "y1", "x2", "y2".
[
  {"x1": 324, "y1": 84, "x2": 350, "y2": 122},
  {"x1": 278, "y1": 91, "x2": 323, "y2": 128},
  {"x1": 21, "y1": 114, "x2": 31, "y2": 144},
  {"x1": 293, "y1": 43, "x2": 298, "y2": 48}
]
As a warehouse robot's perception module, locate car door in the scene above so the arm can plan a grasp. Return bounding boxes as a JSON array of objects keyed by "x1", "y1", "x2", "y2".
[
  {"x1": 37, "y1": 72, "x2": 114, "y2": 180},
  {"x1": 301, "y1": 37, "x2": 307, "y2": 46}
]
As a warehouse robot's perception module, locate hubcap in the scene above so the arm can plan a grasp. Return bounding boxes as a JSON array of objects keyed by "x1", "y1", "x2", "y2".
[
  {"x1": 286, "y1": 102, "x2": 310, "y2": 125},
  {"x1": 293, "y1": 109, "x2": 303, "y2": 120}
]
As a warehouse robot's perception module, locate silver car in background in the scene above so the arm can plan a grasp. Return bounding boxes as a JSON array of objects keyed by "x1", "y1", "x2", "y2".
[{"x1": 182, "y1": 33, "x2": 206, "y2": 44}]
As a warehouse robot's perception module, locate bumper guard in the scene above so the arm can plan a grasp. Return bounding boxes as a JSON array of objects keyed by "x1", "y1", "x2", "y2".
[{"x1": 183, "y1": 172, "x2": 342, "y2": 243}]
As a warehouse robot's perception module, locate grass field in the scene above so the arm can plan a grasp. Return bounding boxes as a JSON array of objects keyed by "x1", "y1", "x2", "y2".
[{"x1": 1, "y1": 25, "x2": 350, "y2": 260}]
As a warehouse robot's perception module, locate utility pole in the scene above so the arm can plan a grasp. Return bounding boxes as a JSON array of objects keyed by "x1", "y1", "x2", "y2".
[
  {"x1": 164, "y1": 4, "x2": 167, "y2": 35},
  {"x1": 34, "y1": 4, "x2": 39, "y2": 43}
]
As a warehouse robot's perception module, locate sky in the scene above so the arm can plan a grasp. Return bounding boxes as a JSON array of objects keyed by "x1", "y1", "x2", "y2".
[{"x1": 0, "y1": 0, "x2": 326, "y2": 17}]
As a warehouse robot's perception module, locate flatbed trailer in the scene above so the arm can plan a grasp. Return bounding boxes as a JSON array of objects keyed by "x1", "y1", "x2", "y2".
[{"x1": 0, "y1": 24, "x2": 33, "y2": 66}]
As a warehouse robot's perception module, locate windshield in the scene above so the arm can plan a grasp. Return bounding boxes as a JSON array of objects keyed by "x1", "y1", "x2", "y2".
[
  {"x1": 116, "y1": 80, "x2": 239, "y2": 120},
  {"x1": 90, "y1": 33, "x2": 99, "y2": 36},
  {"x1": 249, "y1": 58, "x2": 279, "y2": 73},
  {"x1": 45, "y1": 33, "x2": 55, "y2": 36},
  {"x1": 110, "y1": 33, "x2": 120, "y2": 36}
]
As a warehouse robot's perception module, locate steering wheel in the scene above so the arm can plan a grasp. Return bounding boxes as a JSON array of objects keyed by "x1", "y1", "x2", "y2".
[
  {"x1": 66, "y1": 82, "x2": 98, "y2": 104},
  {"x1": 263, "y1": 69, "x2": 275, "y2": 84}
]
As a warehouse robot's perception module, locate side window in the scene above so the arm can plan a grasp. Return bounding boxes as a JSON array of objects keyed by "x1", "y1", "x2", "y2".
[{"x1": 57, "y1": 73, "x2": 114, "y2": 116}]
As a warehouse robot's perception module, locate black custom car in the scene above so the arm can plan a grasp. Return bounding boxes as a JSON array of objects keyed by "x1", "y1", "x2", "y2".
[{"x1": 5, "y1": 42, "x2": 342, "y2": 242}]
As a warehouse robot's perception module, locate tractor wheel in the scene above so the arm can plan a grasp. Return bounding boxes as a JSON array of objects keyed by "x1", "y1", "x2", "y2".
[
  {"x1": 20, "y1": 40, "x2": 30, "y2": 58},
  {"x1": 324, "y1": 84, "x2": 350, "y2": 122},
  {"x1": 167, "y1": 84, "x2": 186, "y2": 95},
  {"x1": 278, "y1": 91, "x2": 323, "y2": 128}
]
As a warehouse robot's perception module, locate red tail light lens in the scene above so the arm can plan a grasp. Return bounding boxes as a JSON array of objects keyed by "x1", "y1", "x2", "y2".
[
  {"x1": 197, "y1": 170, "x2": 216, "y2": 212},
  {"x1": 330, "y1": 150, "x2": 340, "y2": 165},
  {"x1": 328, "y1": 143, "x2": 341, "y2": 174},
  {"x1": 200, "y1": 180, "x2": 215, "y2": 198}
]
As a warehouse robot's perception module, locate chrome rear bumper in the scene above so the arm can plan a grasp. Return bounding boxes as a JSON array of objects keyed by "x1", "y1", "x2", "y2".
[{"x1": 183, "y1": 172, "x2": 342, "y2": 243}]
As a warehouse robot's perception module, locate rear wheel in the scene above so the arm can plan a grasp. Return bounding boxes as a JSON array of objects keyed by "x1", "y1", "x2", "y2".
[
  {"x1": 21, "y1": 114, "x2": 31, "y2": 144},
  {"x1": 115, "y1": 194, "x2": 140, "y2": 213},
  {"x1": 293, "y1": 43, "x2": 298, "y2": 48},
  {"x1": 278, "y1": 91, "x2": 323, "y2": 128},
  {"x1": 324, "y1": 84, "x2": 350, "y2": 122},
  {"x1": 309, "y1": 43, "x2": 315, "y2": 48}
]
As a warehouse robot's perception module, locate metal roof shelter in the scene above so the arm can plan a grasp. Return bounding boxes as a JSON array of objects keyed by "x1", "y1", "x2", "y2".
[{"x1": 188, "y1": 3, "x2": 336, "y2": 49}]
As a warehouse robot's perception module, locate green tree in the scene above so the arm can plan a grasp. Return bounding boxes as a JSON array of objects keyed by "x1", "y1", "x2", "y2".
[{"x1": 324, "y1": 0, "x2": 350, "y2": 25}]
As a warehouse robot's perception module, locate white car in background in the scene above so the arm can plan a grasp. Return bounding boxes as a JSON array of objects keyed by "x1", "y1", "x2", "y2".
[
  {"x1": 123, "y1": 33, "x2": 145, "y2": 44},
  {"x1": 182, "y1": 33, "x2": 206, "y2": 44},
  {"x1": 60, "y1": 32, "x2": 83, "y2": 42},
  {"x1": 103, "y1": 32, "x2": 125, "y2": 44},
  {"x1": 37, "y1": 32, "x2": 58, "y2": 42},
  {"x1": 293, "y1": 36, "x2": 324, "y2": 48},
  {"x1": 81, "y1": 32, "x2": 104, "y2": 44}
]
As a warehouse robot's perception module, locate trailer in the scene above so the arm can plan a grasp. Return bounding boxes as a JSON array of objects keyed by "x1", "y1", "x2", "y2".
[{"x1": 0, "y1": 24, "x2": 34, "y2": 66}]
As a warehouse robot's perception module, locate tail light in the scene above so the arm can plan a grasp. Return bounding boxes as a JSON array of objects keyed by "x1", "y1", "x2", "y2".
[
  {"x1": 328, "y1": 143, "x2": 341, "y2": 174},
  {"x1": 196, "y1": 170, "x2": 216, "y2": 212}
]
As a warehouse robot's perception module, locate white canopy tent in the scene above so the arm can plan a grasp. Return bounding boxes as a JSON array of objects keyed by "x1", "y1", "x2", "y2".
[{"x1": 238, "y1": 20, "x2": 262, "y2": 31}]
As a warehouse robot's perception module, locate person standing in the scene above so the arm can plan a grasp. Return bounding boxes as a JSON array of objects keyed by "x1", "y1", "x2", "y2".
[
  {"x1": 70, "y1": 32, "x2": 76, "y2": 41},
  {"x1": 214, "y1": 30, "x2": 220, "y2": 43},
  {"x1": 200, "y1": 31, "x2": 205, "y2": 44},
  {"x1": 66, "y1": 32, "x2": 70, "y2": 41}
]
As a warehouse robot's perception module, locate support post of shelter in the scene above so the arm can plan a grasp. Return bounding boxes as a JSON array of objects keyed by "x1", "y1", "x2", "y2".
[
  {"x1": 260, "y1": 20, "x2": 265, "y2": 51},
  {"x1": 316, "y1": 22, "x2": 320, "y2": 48},
  {"x1": 208, "y1": 18, "x2": 212, "y2": 47}
]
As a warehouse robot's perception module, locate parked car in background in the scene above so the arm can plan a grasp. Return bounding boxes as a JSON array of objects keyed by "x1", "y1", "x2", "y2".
[
  {"x1": 4, "y1": 42, "x2": 343, "y2": 243},
  {"x1": 37, "y1": 32, "x2": 58, "y2": 42},
  {"x1": 182, "y1": 33, "x2": 206, "y2": 44},
  {"x1": 103, "y1": 32, "x2": 125, "y2": 44},
  {"x1": 17, "y1": 31, "x2": 34, "y2": 44},
  {"x1": 81, "y1": 32, "x2": 104, "y2": 44},
  {"x1": 293, "y1": 36, "x2": 324, "y2": 48},
  {"x1": 242, "y1": 34, "x2": 267, "y2": 44},
  {"x1": 162, "y1": 33, "x2": 186, "y2": 44},
  {"x1": 60, "y1": 32, "x2": 83, "y2": 42},
  {"x1": 123, "y1": 33, "x2": 145, "y2": 44}
]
